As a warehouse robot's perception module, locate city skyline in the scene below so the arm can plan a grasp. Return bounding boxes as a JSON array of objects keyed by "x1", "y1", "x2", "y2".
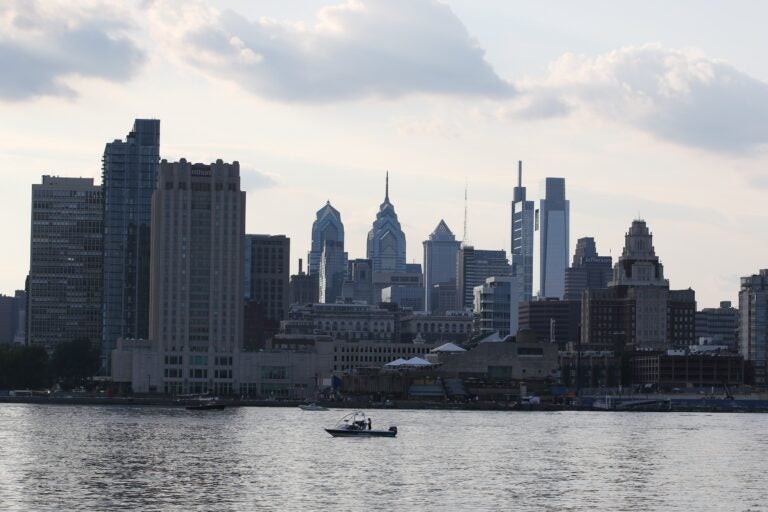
[{"x1": 3, "y1": 0, "x2": 768, "y2": 308}]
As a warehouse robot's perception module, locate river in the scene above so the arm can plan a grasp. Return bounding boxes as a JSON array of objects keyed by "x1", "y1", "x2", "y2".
[{"x1": 0, "y1": 405, "x2": 765, "y2": 511}]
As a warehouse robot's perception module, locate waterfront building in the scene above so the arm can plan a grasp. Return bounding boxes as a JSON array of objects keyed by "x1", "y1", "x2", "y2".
[
  {"x1": 423, "y1": 220, "x2": 460, "y2": 313},
  {"x1": 341, "y1": 259, "x2": 374, "y2": 304},
  {"x1": 243, "y1": 234, "x2": 290, "y2": 350},
  {"x1": 632, "y1": 352, "x2": 745, "y2": 389},
  {"x1": 28, "y1": 176, "x2": 103, "y2": 349},
  {"x1": 518, "y1": 298, "x2": 581, "y2": 349},
  {"x1": 102, "y1": 119, "x2": 160, "y2": 369},
  {"x1": 308, "y1": 201, "x2": 344, "y2": 276},
  {"x1": 473, "y1": 277, "x2": 520, "y2": 337},
  {"x1": 581, "y1": 219, "x2": 695, "y2": 351},
  {"x1": 511, "y1": 161, "x2": 535, "y2": 302},
  {"x1": 563, "y1": 237, "x2": 612, "y2": 301},
  {"x1": 367, "y1": 173, "x2": 406, "y2": 273},
  {"x1": 696, "y1": 301, "x2": 739, "y2": 350},
  {"x1": 456, "y1": 246, "x2": 510, "y2": 310},
  {"x1": 148, "y1": 159, "x2": 245, "y2": 395},
  {"x1": 739, "y1": 270, "x2": 768, "y2": 386},
  {"x1": 533, "y1": 177, "x2": 569, "y2": 299},
  {"x1": 319, "y1": 240, "x2": 347, "y2": 303},
  {"x1": 289, "y1": 259, "x2": 318, "y2": 305}
]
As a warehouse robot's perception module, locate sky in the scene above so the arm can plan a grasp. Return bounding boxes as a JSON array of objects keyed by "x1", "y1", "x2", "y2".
[{"x1": 2, "y1": 0, "x2": 768, "y2": 308}]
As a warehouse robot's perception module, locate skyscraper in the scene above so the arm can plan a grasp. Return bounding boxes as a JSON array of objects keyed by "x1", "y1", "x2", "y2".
[
  {"x1": 511, "y1": 161, "x2": 535, "y2": 301},
  {"x1": 28, "y1": 176, "x2": 103, "y2": 349},
  {"x1": 148, "y1": 159, "x2": 245, "y2": 395},
  {"x1": 319, "y1": 240, "x2": 347, "y2": 304},
  {"x1": 739, "y1": 270, "x2": 768, "y2": 386},
  {"x1": 563, "y1": 237, "x2": 612, "y2": 301},
  {"x1": 474, "y1": 276, "x2": 520, "y2": 337},
  {"x1": 308, "y1": 201, "x2": 344, "y2": 276},
  {"x1": 423, "y1": 219, "x2": 460, "y2": 313},
  {"x1": 533, "y1": 177, "x2": 569, "y2": 299},
  {"x1": 102, "y1": 119, "x2": 160, "y2": 369},
  {"x1": 243, "y1": 235, "x2": 290, "y2": 349},
  {"x1": 456, "y1": 246, "x2": 511, "y2": 310},
  {"x1": 367, "y1": 173, "x2": 406, "y2": 273}
]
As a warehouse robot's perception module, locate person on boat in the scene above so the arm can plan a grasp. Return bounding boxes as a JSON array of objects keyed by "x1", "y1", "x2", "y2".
[{"x1": 367, "y1": 418, "x2": 372, "y2": 430}]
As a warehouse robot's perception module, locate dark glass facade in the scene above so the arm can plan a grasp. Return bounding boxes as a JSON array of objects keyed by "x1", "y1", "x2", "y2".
[{"x1": 101, "y1": 119, "x2": 160, "y2": 369}]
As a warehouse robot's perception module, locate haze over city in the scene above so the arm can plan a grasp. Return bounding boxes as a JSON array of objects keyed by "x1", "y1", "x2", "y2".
[{"x1": 3, "y1": 0, "x2": 768, "y2": 308}]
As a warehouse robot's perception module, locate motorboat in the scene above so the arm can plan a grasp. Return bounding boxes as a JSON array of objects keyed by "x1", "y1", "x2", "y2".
[
  {"x1": 185, "y1": 397, "x2": 226, "y2": 411},
  {"x1": 325, "y1": 411, "x2": 397, "y2": 438},
  {"x1": 299, "y1": 403, "x2": 329, "y2": 411}
]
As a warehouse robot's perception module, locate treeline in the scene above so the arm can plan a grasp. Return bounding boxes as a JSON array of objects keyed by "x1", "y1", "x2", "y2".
[{"x1": 0, "y1": 339, "x2": 100, "y2": 391}]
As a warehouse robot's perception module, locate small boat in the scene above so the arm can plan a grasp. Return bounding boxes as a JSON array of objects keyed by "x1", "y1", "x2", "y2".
[
  {"x1": 185, "y1": 397, "x2": 226, "y2": 411},
  {"x1": 299, "y1": 403, "x2": 329, "y2": 411},
  {"x1": 325, "y1": 411, "x2": 397, "y2": 438}
]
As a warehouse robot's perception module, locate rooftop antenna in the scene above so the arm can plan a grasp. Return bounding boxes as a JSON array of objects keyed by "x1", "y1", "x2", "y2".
[
  {"x1": 518, "y1": 160, "x2": 522, "y2": 188},
  {"x1": 385, "y1": 171, "x2": 389, "y2": 202},
  {"x1": 462, "y1": 179, "x2": 469, "y2": 247}
]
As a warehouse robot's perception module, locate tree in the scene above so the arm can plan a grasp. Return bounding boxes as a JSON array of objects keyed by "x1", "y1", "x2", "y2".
[
  {"x1": 0, "y1": 345, "x2": 49, "y2": 389},
  {"x1": 50, "y1": 339, "x2": 100, "y2": 390}
]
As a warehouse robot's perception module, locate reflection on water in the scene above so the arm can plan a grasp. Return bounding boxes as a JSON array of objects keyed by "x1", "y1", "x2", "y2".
[{"x1": 0, "y1": 405, "x2": 766, "y2": 511}]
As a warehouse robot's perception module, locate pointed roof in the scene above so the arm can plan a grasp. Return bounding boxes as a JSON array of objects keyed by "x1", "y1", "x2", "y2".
[
  {"x1": 404, "y1": 357, "x2": 432, "y2": 366},
  {"x1": 384, "y1": 358, "x2": 408, "y2": 367},
  {"x1": 429, "y1": 219, "x2": 456, "y2": 241}
]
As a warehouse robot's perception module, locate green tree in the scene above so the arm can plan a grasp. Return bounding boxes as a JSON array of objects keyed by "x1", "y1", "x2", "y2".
[
  {"x1": 0, "y1": 345, "x2": 50, "y2": 389},
  {"x1": 50, "y1": 339, "x2": 100, "y2": 390}
]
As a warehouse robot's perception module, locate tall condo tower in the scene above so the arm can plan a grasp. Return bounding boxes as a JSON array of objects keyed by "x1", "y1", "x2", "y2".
[
  {"x1": 533, "y1": 177, "x2": 569, "y2": 299},
  {"x1": 101, "y1": 119, "x2": 160, "y2": 370},
  {"x1": 367, "y1": 173, "x2": 406, "y2": 272},
  {"x1": 28, "y1": 176, "x2": 103, "y2": 349},
  {"x1": 511, "y1": 161, "x2": 534, "y2": 301},
  {"x1": 423, "y1": 220, "x2": 460, "y2": 313},
  {"x1": 149, "y1": 159, "x2": 245, "y2": 395},
  {"x1": 308, "y1": 201, "x2": 344, "y2": 276}
]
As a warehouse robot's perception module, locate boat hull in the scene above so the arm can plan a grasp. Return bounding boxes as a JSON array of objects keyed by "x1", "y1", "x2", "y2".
[
  {"x1": 186, "y1": 404, "x2": 226, "y2": 411},
  {"x1": 325, "y1": 428, "x2": 396, "y2": 438}
]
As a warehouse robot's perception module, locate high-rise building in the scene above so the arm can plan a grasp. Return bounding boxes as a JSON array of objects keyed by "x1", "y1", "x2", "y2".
[
  {"x1": 308, "y1": 201, "x2": 344, "y2": 276},
  {"x1": 102, "y1": 119, "x2": 160, "y2": 369},
  {"x1": 564, "y1": 237, "x2": 612, "y2": 301},
  {"x1": 695, "y1": 301, "x2": 739, "y2": 349},
  {"x1": 319, "y1": 240, "x2": 347, "y2": 304},
  {"x1": 28, "y1": 176, "x2": 103, "y2": 349},
  {"x1": 511, "y1": 161, "x2": 535, "y2": 302},
  {"x1": 148, "y1": 159, "x2": 245, "y2": 395},
  {"x1": 244, "y1": 234, "x2": 290, "y2": 321},
  {"x1": 473, "y1": 276, "x2": 520, "y2": 337},
  {"x1": 518, "y1": 298, "x2": 581, "y2": 349},
  {"x1": 533, "y1": 177, "x2": 569, "y2": 299},
  {"x1": 289, "y1": 259, "x2": 318, "y2": 305},
  {"x1": 0, "y1": 291, "x2": 25, "y2": 345},
  {"x1": 367, "y1": 173, "x2": 406, "y2": 273},
  {"x1": 739, "y1": 270, "x2": 768, "y2": 386},
  {"x1": 342, "y1": 259, "x2": 374, "y2": 304},
  {"x1": 423, "y1": 219, "x2": 460, "y2": 313},
  {"x1": 456, "y1": 246, "x2": 510, "y2": 310},
  {"x1": 581, "y1": 219, "x2": 695, "y2": 351},
  {"x1": 243, "y1": 235, "x2": 290, "y2": 350}
]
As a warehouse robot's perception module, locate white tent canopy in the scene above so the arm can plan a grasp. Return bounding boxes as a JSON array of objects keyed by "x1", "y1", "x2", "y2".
[
  {"x1": 384, "y1": 358, "x2": 408, "y2": 367},
  {"x1": 404, "y1": 357, "x2": 432, "y2": 366},
  {"x1": 430, "y1": 342, "x2": 467, "y2": 353}
]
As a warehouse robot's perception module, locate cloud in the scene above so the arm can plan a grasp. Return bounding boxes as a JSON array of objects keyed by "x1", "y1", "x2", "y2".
[
  {"x1": 150, "y1": 0, "x2": 512, "y2": 102},
  {"x1": 0, "y1": 1, "x2": 145, "y2": 101},
  {"x1": 241, "y1": 168, "x2": 277, "y2": 190},
  {"x1": 507, "y1": 44, "x2": 768, "y2": 153}
]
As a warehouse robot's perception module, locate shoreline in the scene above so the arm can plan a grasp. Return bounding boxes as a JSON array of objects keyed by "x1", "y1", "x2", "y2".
[{"x1": 2, "y1": 396, "x2": 767, "y2": 413}]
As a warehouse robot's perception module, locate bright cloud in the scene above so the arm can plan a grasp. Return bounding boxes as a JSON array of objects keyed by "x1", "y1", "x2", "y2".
[
  {"x1": 149, "y1": 0, "x2": 513, "y2": 102},
  {"x1": 508, "y1": 44, "x2": 768, "y2": 153},
  {"x1": 0, "y1": 1, "x2": 145, "y2": 101}
]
